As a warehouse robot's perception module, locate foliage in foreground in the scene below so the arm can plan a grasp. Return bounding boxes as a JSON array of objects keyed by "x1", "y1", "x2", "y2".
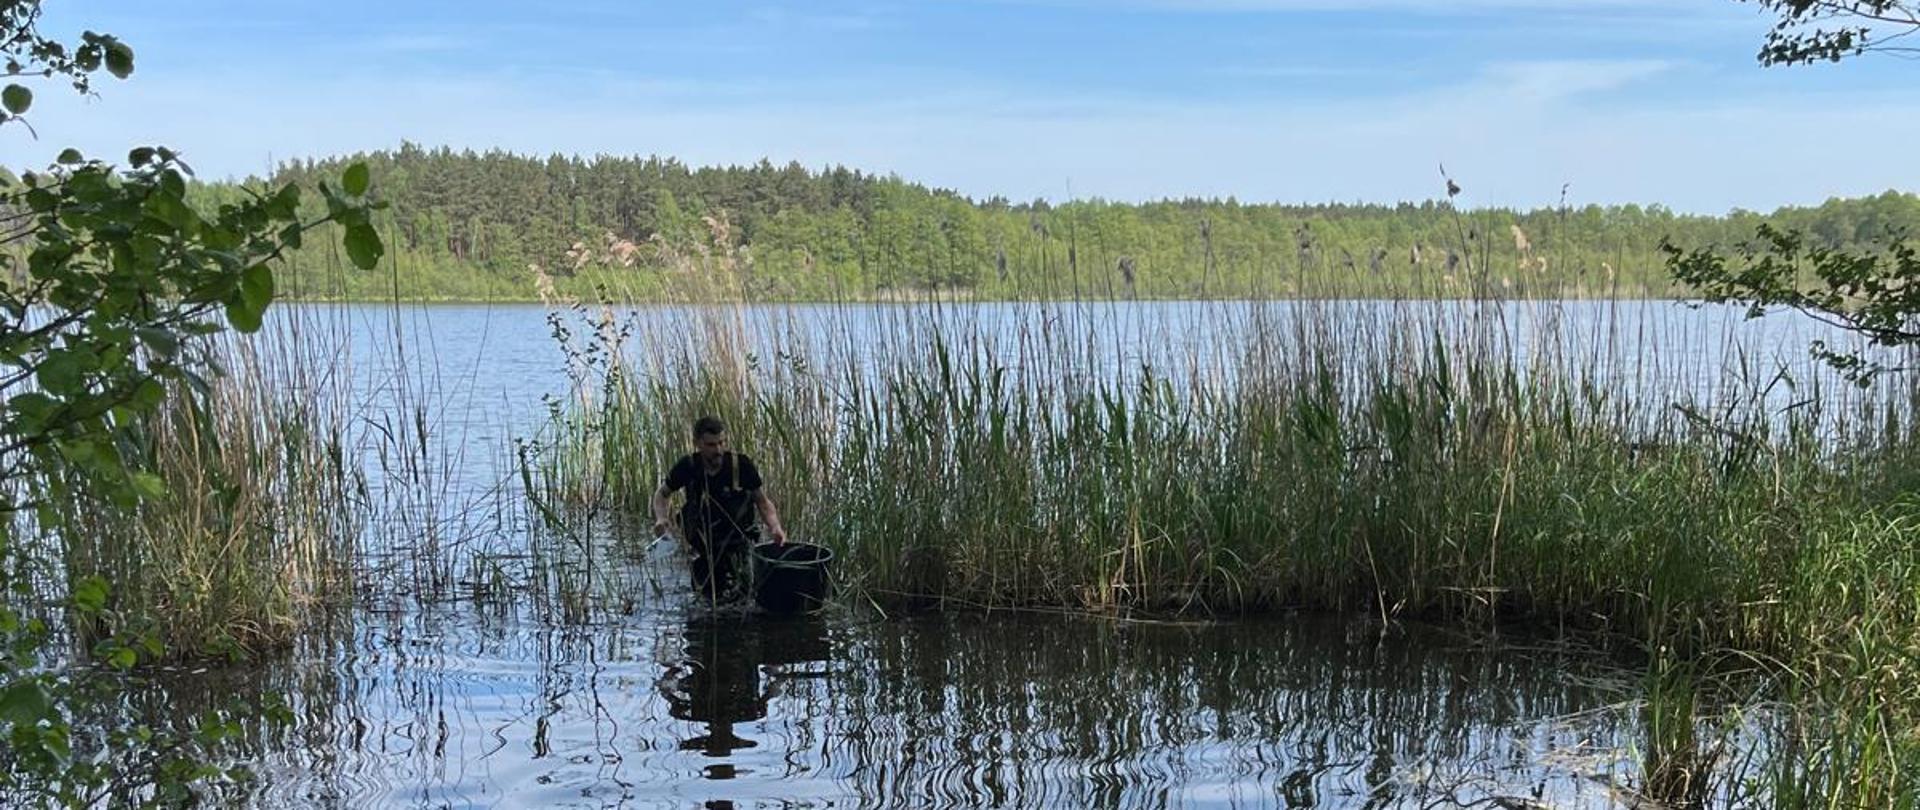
[{"x1": 1, "y1": 4, "x2": 388, "y2": 802}]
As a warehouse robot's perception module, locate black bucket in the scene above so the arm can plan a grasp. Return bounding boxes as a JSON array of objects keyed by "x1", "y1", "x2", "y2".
[{"x1": 750, "y1": 542, "x2": 834, "y2": 615}]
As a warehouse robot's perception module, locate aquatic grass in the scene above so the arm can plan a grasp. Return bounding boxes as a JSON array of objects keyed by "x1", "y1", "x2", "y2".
[
  {"x1": 14, "y1": 269, "x2": 531, "y2": 658},
  {"x1": 521, "y1": 281, "x2": 1920, "y2": 802},
  {"x1": 49, "y1": 337, "x2": 362, "y2": 660},
  {"x1": 526, "y1": 296, "x2": 1903, "y2": 627}
]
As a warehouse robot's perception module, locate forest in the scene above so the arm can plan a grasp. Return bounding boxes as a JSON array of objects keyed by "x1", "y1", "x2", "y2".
[{"x1": 191, "y1": 142, "x2": 1920, "y2": 301}]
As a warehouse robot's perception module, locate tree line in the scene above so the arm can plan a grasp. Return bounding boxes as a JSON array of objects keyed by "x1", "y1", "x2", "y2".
[{"x1": 168, "y1": 142, "x2": 1920, "y2": 301}]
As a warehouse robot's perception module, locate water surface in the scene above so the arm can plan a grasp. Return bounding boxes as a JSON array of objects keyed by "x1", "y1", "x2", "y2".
[{"x1": 161, "y1": 300, "x2": 1844, "y2": 806}]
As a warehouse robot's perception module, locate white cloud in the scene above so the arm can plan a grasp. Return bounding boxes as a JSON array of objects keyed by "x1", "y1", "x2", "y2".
[{"x1": 1481, "y1": 59, "x2": 1678, "y2": 102}]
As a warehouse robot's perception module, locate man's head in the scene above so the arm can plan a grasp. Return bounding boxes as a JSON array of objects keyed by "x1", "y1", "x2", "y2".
[{"x1": 692, "y1": 415, "x2": 728, "y2": 462}]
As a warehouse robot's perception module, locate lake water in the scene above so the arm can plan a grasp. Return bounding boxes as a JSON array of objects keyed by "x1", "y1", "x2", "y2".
[
  {"x1": 156, "y1": 300, "x2": 1859, "y2": 807},
  {"x1": 171, "y1": 586, "x2": 1653, "y2": 808},
  {"x1": 285, "y1": 297, "x2": 1869, "y2": 497}
]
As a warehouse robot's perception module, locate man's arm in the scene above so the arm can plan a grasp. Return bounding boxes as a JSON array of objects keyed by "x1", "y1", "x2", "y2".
[
  {"x1": 654, "y1": 457, "x2": 690, "y2": 537},
  {"x1": 651, "y1": 485, "x2": 676, "y2": 537},
  {"x1": 753, "y1": 490, "x2": 787, "y2": 545}
]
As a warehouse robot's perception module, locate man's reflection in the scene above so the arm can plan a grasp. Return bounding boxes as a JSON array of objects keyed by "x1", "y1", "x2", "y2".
[{"x1": 660, "y1": 614, "x2": 831, "y2": 764}]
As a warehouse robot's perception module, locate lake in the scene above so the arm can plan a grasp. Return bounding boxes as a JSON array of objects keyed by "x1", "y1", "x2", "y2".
[{"x1": 153, "y1": 299, "x2": 1860, "y2": 807}]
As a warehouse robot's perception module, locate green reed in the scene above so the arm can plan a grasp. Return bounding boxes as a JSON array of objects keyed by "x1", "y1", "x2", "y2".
[
  {"x1": 526, "y1": 290, "x2": 1920, "y2": 801},
  {"x1": 45, "y1": 335, "x2": 363, "y2": 660},
  {"x1": 533, "y1": 301, "x2": 1896, "y2": 625}
]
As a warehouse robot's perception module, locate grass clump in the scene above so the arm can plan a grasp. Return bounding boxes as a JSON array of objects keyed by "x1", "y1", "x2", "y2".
[{"x1": 43, "y1": 338, "x2": 361, "y2": 661}]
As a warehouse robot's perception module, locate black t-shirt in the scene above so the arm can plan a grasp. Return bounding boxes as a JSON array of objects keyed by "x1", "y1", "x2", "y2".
[{"x1": 663, "y1": 452, "x2": 764, "y2": 536}]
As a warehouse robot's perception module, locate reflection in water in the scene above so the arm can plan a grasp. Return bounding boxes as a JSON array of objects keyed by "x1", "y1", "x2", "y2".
[
  {"x1": 662, "y1": 614, "x2": 833, "y2": 767},
  {"x1": 831, "y1": 614, "x2": 1639, "y2": 808},
  {"x1": 70, "y1": 302, "x2": 1843, "y2": 807},
  {"x1": 663, "y1": 616, "x2": 767, "y2": 760},
  {"x1": 133, "y1": 591, "x2": 1701, "y2": 809}
]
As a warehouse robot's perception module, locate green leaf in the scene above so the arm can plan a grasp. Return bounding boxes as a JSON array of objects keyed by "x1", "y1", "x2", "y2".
[
  {"x1": 72, "y1": 575, "x2": 109, "y2": 614},
  {"x1": 7, "y1": 392, "x2": 56, "y2": 430},
  {"x1": 343, "y1": 162, "x2": 370, "y2": 196},
  {"x1": 56, "y1": 148, "x2": 83, "y2": 165},
  {"x1": 241, "y1": 263, "x2": 275, "y2": 313},
  {"x1": 131, "y1": 471, "x2": 167, "y2": 500},
  {"x1": 145, "y1": 186, "x2": 200, "y2": 231},
  {"x1": 36, "y1": 352, "x2": 85, "y2": 396},
  {"x1": 317, "y1": 180, "x2": 344, "y2": 218},
  {"x1": 0, "y1": 681, "x2": 53, "y2": 725},
  {"x1": 135, "y1": 328, "x2": 180, "y2": 359},
  {"x1": 160, "y1": 168, "x2": 187, "y2": 198},
  {"x1": 41, "y1": 723, "x2": 71, "y2": 764},
  {"x1": 55, "y1": 439, "x2": 96, "y2": 464},
  {"x1": 1, "y1": 84, "x2": 29, "y2": 116},
  {"x1": 106, "y1": 647, "x2": 137, "y2": 670},
  {"x1": 128, "y1": 146, "x2": 156, "y2": 168},
  {"x1": 344, "y1": 222, "x2": 384, "y2": 270},
  {"x1": 104, "y1": 40, "x2": 135, "y2": 79},
  {"x1": 224, "y1": 294, "x2": 263, "y2": 333},
  {"x1": 266, "y1": 183, "x2": 301, "y2": 219},
  {"x1": 128, "y1": 378, "x2": 167, "y2": 410}
]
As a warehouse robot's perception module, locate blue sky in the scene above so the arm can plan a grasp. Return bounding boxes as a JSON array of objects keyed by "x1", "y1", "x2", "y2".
[{"x1": 5, "y1": 0, "x2": 1917, "y2": 212}]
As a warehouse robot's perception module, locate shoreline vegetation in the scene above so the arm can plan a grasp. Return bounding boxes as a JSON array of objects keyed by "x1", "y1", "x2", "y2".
[
  {"x1": 523, "y1": 279, "x2": 1920, "y2": 804},
  {"x1": 113, "y1": 142, "x2": 1920, "y2": 304}
]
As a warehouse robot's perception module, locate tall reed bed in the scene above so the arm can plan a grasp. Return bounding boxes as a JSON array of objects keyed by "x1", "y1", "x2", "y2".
[
  {"x1": 528, "y1": 293, "x2": 1920, "y2": 801},
  {"x1": 20, "y1": 293, "x2": 526, "y2": 657},
  {"x1": 533, "y1": 298, "x2": 1904, "y2": 624},
  {"x1": 41, "y1": 326, "x2": 364, "y2": 660}
]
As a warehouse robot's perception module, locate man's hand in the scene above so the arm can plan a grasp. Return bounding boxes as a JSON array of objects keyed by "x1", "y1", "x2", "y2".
[{"x1": 753, "y1": 489, "x2": 788, "y2": 546}]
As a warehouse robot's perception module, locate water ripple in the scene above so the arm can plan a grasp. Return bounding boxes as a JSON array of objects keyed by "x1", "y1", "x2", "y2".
[{"x1": 140, "y1": 606, "x2": 1690, "y2": 808}]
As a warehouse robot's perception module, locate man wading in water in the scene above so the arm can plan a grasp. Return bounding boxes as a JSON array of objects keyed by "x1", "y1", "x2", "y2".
[{"x1": 651, "y1": 416, "x2": 788, "y2": 601}]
